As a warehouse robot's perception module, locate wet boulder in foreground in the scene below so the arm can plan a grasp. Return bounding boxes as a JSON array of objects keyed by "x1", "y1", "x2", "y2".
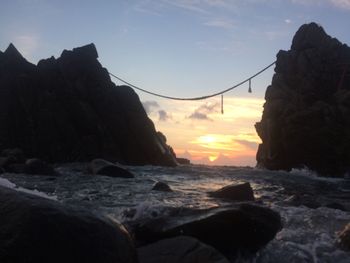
[
  {"x1": 152, "y1": 181, "x2": 173, "y2": 192},
  {"x1": 138, "y1": 236, "x2": 229, "y2": 263},
  {"x1": 89, "y1": 158, "x2": 134, "y2": 178},
  {"x1": 209, "y1": 182, "x2": 255, "y2": 201},
  {"x1": 0, "y1": 43, "x2": 176, "y2": 166},
  {"x1": 0, "y1": 186, "x2": 137, "y2": 263},
  {"x1": 131, "y1": 203, "x2": 282, "y2": 261},
  {"x1": 255, "y1": 22, "x2": 350, "y2": 177}
]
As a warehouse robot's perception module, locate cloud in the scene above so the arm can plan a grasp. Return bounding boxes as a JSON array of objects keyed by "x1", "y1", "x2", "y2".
[
  {"x1": 330, "y1": 0, "x2": 350, "y2": 10},
  {"x1": 235, "y1": 139, "x2": 258, "y2": 150},
  {"x1": 189, "y1": 111, "x2": 211, "y2": 120},
  {"x1": 188, "y1": 102, "x2": 219, "y2": 121},
  {"x1": 142, "y1": 100, "x2": 159, "y2": 114},
  {"x1": 204, "y1": 18, "x2": 235, "y2": 29},
  {"x1": 162, "y1": 0, "x2": 208, "y2": 14},
  {"x1": 284, "y1": 19, "x2": 292, "y2": 24},
  {"x1": 291, "y1": 0, "x2": 350, "y2": 10},
  {"x1": 158, "y1": 110, "x2": 172, "y2": 121}
]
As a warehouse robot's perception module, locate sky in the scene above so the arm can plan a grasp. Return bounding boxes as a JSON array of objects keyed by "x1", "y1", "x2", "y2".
[{"x1": 1, "y1": 0, "x2": 350, "y2": 166}]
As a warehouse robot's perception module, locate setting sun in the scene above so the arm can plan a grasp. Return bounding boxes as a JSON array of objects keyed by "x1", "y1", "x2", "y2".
[{"x1": 208, "y1": 155, "x2": 218, "y2": 162}]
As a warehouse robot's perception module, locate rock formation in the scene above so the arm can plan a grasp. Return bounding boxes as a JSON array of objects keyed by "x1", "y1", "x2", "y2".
[
  {"x1": 131, "y1": 203, "x2": 282, "y2": 260},
  {"x1": 0, "y1": 43, "x2": 176, "y2": 166},
  {"x1": 256, "y1": 23, "x2": 350, "y2": 177},
  {"x1": 0, "y1": 186, "x2": 137, "y2": 263}
]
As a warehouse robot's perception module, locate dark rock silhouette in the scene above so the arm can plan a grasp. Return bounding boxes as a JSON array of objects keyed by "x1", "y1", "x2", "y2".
[
  {"x1": 338, "y1": 223, "x2": 350, "y2": 251},
  {"x1": 89, "y1": 158, "x2": 134, "y2": 178},
  {"x1": 0, "y1": 43, "x2": 176, "y2": 166},
  {"x1": 0, "y1": 148, "x2": 56, "y2": 175},
  {"x1": 176, "y1": 157, "x2": 191, "y2": 165},
  {"x1": 209, "y1": 182, "x2": 255, "y2": 201},
  {"x1": 0, "y1": 186, "x2": 137, "y2": 263},
  {"x1": 152, "y1": 181, "x2": 173, "y2": 192},
  {"x1": 24, "y1": 158, "x2": 56, "y2": 175},
  {"x1": 256, "y1": 22, "x2": 350, "y2": 177},
  {"x1": 138, "y1": 236, "x2": 229, "y2": 263},
  {"x1": 131, "y1": 203, "x2": 282, "y2": 260}
]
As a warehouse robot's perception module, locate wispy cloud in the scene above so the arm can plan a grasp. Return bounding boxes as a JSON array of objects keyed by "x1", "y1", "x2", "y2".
[
  {"x1": 291, "y1": 0, "x2": 350, "y2": 10},
  {"x1": 162, "y1": 0, "x2": 209, "y2": 14},
  {"x1": 330, "y1": 0, "x2": 350, "y2": 10},
  {"x1": 204, "y1": 18, "x2": 235, "y2": 29},
  {"x1": 235, "y1": 139, "x2": 258, "y2": 150},
  {"x1": 134, "y1": 0, "x2": 164, "y2": 16}
]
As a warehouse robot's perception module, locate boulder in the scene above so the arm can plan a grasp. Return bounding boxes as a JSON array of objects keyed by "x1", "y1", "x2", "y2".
[
  {"x1": 131, "y1": 203, "x2": 282, "y2": 260},
  {"x1": 176, "y1": 158, "x2": 191, "y2": 165},
  {"x1": 89, "y1": 158, "x2": 135, "y2": 178},
  {"x1": 0, "y1": 43, "x2": 177, "y2": 166},
  {"x1": 209, "y1": 182, "x2": 255, "y2": 201},
  {"x1": 1, "y1": 148, "x2": 26, "y2": 164},
  {"x1": 24, "y1": 158, "x2": 56, "y2": 175},
  {"x1": 0, "y1": 185, "x2": 138, "y2": 263},
  {"x1": 255, "y1": 22, "x2": 350, "y2": 177},
  {"x1": 152, "y1": 181, "x2": 173, "y2": 192},
  {"x1": 338, "y1": 223, "x2": 350, "y2": 251},
  {"x1": 138, "y1": 236, "x2": 229, "y2": 263}
]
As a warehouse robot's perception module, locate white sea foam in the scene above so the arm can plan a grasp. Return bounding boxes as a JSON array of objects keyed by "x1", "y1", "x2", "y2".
[
  {"x1": 0, "y1": 177, "x2": 57, "y2": 200},
  {"x1": 252, "y1": 205, "x2": 350, "y2": 263}
]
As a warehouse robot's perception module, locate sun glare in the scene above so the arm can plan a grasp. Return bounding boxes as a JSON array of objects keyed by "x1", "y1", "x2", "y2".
[
  {"x1": 208, "y1": 155, "x2": 218, "y2": 162},
  {"x1": 198, "y1": 135, "x2": 216, "y2": 144}
]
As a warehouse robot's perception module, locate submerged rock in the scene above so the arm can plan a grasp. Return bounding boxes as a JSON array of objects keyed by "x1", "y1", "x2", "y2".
[
  {"x1": 138, "y1": 236, "x2": 229, "y2": 263},
  {"x1": 209, "y1": 182, "x2": 255, "y2": 201},
  {"x1": 255, "y1": 22, "x2": 350, "y2": 177},
  {"x1": 0, "y1": 43, "x2": 176, "y2": 166},
  {"x1": 0, "y1": 185, "x2": 137, "y2": 263},
  {"x1": 89, "y1": 158, "x2": 134, "y2": 178},
  {"x1": 152, "y1": 181, "x2": 173, "y2": 192},
  {"x1": 131, "y1": 203, "x2": 282, "y2": 260}
]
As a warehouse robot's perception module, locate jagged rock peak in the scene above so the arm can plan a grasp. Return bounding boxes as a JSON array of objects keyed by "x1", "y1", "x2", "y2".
[
  {"x1": 0, "y1": 43, "x2": 177, "y2": 166},
  {"x1": 291, "y1": 22, "x2": 341, "y2": 51},
  {"x1": 60, "y1": 43, "x2": 98, "y2": 60},
  {"x1": 4, "y1": 43, "x2": 24, "y2": 59}
]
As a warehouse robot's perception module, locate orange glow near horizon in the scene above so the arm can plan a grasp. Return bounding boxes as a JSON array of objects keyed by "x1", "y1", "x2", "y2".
[{"x1": 144, "y1": 96, "x2": 265, "y2": 166}]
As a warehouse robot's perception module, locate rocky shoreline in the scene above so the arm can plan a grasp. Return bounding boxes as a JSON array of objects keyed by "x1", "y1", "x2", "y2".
[{"x1": 0, "y1": 178, "x2": 282, "y2": 263}]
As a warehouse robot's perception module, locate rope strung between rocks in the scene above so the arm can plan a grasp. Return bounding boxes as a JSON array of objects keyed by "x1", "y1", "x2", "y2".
[{"x1": 108, "y1": 61, "x2": 276, "y2": 101}]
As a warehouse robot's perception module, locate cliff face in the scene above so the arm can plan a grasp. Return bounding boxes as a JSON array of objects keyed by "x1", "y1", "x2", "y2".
[
  {"x1": 0, "y1": 43, "x2": 176, "y2": 166},
  {"x1": 256, "y1": 23, "x2": 350, "y2": 177}
]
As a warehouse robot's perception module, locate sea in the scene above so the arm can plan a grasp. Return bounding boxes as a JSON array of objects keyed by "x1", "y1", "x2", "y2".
[{"x1": 1, "y1": 164, "x2": 350, "y2": 263}]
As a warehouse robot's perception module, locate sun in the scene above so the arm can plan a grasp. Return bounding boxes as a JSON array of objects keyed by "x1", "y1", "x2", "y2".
[{"x1": 208, "y1": 155, "x2": 218, "y2": 162}]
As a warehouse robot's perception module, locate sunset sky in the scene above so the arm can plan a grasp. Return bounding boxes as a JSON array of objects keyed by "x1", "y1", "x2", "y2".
[{"x1": 1, "y1": 0, "x2": 350, "y2": 166}]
